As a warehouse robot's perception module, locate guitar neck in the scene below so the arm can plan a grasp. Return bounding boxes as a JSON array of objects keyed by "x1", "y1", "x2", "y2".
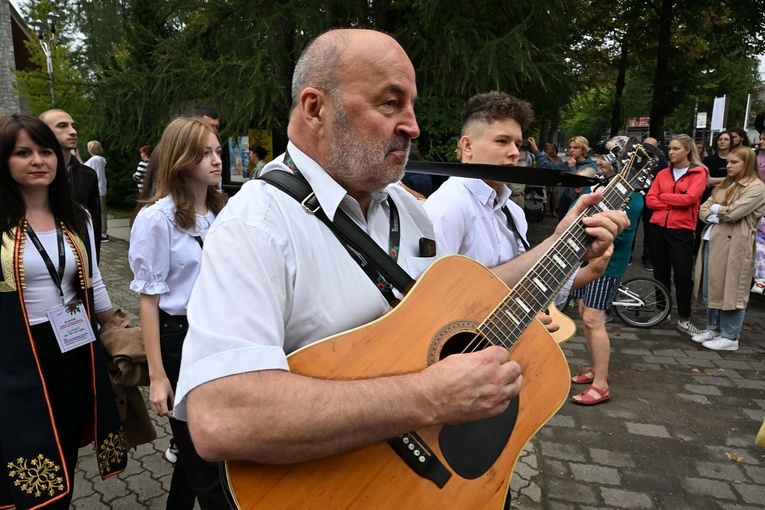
[{"x1": 480, "y1": 173, "x2": 636, "y2": 347}]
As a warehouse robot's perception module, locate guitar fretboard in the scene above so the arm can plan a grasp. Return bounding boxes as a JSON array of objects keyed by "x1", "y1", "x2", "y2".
[{"x1": 479, "y1": 166, "x2": 648, "y2": 348}]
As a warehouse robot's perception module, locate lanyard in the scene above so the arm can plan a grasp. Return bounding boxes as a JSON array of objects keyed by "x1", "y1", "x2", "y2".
[
  {"x1": 284, "y1": 150, "x2": 401, "y2": 300},
  {"x1": 25, "y1": 218, "x2": 67, "y2": 303}
]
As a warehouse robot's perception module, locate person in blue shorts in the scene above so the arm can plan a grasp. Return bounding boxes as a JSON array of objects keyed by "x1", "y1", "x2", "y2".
[{"x1": 570, "y1": 136, "x2": 644, "y2": 405}]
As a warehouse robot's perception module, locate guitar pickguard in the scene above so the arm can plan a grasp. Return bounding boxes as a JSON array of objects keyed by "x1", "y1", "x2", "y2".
[
  {"x1": 427, "y1": 319, "x2": 521, "y2": 479},
  {"x1": 439, "y1": 397, "x2": 520, "y2": 479}
]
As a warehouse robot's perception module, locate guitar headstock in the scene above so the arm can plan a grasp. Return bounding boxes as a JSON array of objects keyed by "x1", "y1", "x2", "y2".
[{"x1": 609, "y1": 137, "x2": 660, "y2": 192}]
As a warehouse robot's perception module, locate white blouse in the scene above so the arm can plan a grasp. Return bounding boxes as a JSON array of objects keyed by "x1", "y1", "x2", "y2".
[
  {"x1": 23, "y1": 219, "x2": 111, "y2": 325},
  {"x1": 129, "y1": 196, "x2": 216, "y2": 316}
]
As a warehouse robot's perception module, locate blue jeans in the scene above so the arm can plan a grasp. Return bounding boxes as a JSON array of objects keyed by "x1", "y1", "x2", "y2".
[{"x1": 702, "y1": 242, "x2": 746, "y2": 340}]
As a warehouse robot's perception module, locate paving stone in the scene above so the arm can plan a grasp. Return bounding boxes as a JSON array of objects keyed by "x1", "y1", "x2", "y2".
[
  {"x1": 741, "y1": 464, "x2": 765, "y2": 483},
  {"x1": 125, "y1": 470, "x2": 165, "y2": 503},
  {"x1": 734, "y1": 483, "x2": 765, "y2": 505},
  {"x1": 734, "y1": 379, "x2": 765, "y2": 390},
  {"x1": 569, "y1": 463, "x2": 621, "y2": 485},
  {"x1": 548, "y1": 413, "x2": 576, "y2": 428},
  {"x1": 692, "y1": 375, "x2": 736, "y2": 387},
  {"x1": 695, "y1": 461, "x2": 747, "y2": 481},
  {"x1": 599, "y1": 488, "x2": 653, "y2": 508},
  {"x1": 684, "y1": 383, "x2": 722, "y2": 396},
  {"x1": 640, "y1": 355, "x2": 677, "y2": 365},
  {"x1": 539, "y1": 441, "x2": 588, "y2": 462},
  {"x1": 676, "y1": 357, "x2": 718, "y2": 368},
  {"x1": 546, "y1": 479, "x2": 599, "y2": 505},
  {"x1": 71, "y1": 492, "x2": 105, "y2": 509},
  {"x1": 683, "y1": 477, "x2": 737, "y2": 499},
  {"x1": 624, "y1": 422, "x2": 671, "y2": 438},
  {"x1": 676, "y1": 393, "x2": 711, "y2": 405},
  {"x1": 742, "y1": 408, "x2": 765, "y2": 421},
  {"x1": 589, "y1": 448, "x2": 636, "y2": 468}
]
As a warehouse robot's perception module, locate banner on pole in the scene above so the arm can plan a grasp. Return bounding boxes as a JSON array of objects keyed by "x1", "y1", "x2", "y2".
[{"x1": 711, "y1": 96, "x2": 727, "y2": 131}]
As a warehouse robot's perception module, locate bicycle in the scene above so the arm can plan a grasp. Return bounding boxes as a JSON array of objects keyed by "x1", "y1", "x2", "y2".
[{"x1": 564, "y1": 277, "x2": 672, "y2": 328}]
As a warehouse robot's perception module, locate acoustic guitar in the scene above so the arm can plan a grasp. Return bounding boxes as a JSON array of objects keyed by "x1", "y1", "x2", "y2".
[
  {"x1": 223, "y1": 139, "x2": 657, "y2": 509},
  {"x1": 547, "y1": 302, "x2": 576, "y2": 344}
]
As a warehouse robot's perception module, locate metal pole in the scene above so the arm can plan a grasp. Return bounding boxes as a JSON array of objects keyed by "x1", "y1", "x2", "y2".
[
  {"x1": 692, "y1": 97, "x2": 698, "y2": 140},
  {"x1": 41, "y1": 41, "x2": 55, "y2": 106}
]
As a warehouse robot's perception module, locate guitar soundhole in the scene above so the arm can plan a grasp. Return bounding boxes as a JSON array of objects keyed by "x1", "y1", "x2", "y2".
[{"x1": 439, "y1": 331, "x2": 492, "y2": 359}]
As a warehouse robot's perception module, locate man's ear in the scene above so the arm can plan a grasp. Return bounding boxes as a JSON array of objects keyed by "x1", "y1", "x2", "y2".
[
  {"x1": 299, "y1": 87, "x2": 329, "y2": 133},
  {"x1": 459, "y1": 134, "x2": 472, "y2": 160}
]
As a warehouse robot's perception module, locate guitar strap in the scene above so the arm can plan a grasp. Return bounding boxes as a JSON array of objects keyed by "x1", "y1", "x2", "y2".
[
  {"x1": 500, "y1": 206, "x2": 530, "y2": 251},
  {"x1": 257, "y1": 168, "x2": 415, "y2": 305},
  {"x1": 259, "y1": 166, "x2": 453, "y2": 488}
]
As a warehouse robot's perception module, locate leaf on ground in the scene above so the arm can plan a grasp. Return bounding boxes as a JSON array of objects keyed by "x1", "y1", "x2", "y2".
[
  {"x1": 725, "y1": 452, "x2": 745, "y2": 462},
  {"x1": 690, "y1": 368, "x2": 700, "y2": 373},
  {"x1": 630, "y1": 365, "x2": 646, "y2": 372},
  {"x1": 743, "y1": 324, "x2": 755, "y2": 331}
]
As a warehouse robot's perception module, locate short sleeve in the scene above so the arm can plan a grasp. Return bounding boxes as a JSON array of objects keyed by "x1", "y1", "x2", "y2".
[{"x1": 129, "y1": 206, "x2": 172, "y2": 295}]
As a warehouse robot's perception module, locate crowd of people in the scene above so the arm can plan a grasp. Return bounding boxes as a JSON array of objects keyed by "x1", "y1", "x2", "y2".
[{"x1": 1, "y1": 26, "x2": 764, "y2": 509}]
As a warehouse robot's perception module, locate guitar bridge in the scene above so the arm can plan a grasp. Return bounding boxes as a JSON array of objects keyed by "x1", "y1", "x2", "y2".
[{"x1": 387, "y1": 432, "x2": 452, "y2": 488}]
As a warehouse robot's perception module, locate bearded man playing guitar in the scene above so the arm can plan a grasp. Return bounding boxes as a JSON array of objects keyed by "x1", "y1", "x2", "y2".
[{"x1": 173, "y1": 28, "x2": 627, "y2": 509}]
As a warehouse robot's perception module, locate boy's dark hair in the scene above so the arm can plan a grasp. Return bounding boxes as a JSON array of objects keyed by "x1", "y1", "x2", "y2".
[
  {"x1": 250, "y1": 145, "x2": 268, "y2": 159},
  {"x1": 460, "y1": 91, "x2": 534, "y2": 134},
  {"x1": 192, "y1": 105, "x2": 219, "y2": 119}
]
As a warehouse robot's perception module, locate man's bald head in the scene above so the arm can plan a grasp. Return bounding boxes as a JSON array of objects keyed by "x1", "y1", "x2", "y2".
[
  {"x1": 643, "y1": 137, "x2": 658, "y2": 146},
  {"x1": 290, "y1": 30, "x2": 407, "y2": 110},
  {"x1": 290, "y1": 30, "x2": 348, "y2": 111}
]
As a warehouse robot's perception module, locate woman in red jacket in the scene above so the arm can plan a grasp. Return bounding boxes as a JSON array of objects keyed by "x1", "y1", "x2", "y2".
[{"x1": 645, "y1": 134, "x2": 707, "y2": 335}]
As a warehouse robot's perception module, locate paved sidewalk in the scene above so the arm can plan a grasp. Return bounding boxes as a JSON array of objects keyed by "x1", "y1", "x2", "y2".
[{"x1": 71, "y1": 215, "x2": 765, "y2": 509}]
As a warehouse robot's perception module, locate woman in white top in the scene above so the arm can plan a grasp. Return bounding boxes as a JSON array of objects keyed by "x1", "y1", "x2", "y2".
[
  {"x1": 0, "y1": 114, "x2": 125, "y2": 509},
  {"x1": 129, "y1": 118, "x2": 227, "y2": 509}
]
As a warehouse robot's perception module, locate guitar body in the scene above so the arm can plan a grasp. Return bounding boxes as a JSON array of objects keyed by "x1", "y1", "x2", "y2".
[
  {"x1": 224, "y1": 255, "x2": 570, "y2": 509},
  {"x1": 548, "y1": 303, "x2": 576, "y2": 344}
]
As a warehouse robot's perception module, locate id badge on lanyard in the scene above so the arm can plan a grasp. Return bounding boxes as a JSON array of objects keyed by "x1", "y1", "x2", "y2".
[
  {"x1": 26, "y1": 219, "x2": 97, "y2": 352},
  {"x1": 46, "y1": 301, "x2": 97, "y2": 353}
]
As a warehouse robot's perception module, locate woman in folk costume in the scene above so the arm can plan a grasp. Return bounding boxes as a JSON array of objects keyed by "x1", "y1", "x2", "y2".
[
  {"x1": 129, "y1": 117, "x2": 227, "y2": 509},
  {"x1": 692, "y1": 146, "x2": 765, "y2": 351},
  {"x1": 0, "y1": 114, "x2": 126, "y2": 509}
]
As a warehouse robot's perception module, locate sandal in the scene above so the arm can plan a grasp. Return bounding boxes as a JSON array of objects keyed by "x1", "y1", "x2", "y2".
[
  {"x1": 571, "y1": 368, "x2": 595, "y2": 384},
  {"x1": 571, "y1": 385, "x2": 610, "y2": 405}
]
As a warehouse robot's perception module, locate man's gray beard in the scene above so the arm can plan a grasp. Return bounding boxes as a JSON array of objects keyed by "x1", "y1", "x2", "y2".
[{"x1": 326, "y1": 103, "x2": 410, "y2": 193}]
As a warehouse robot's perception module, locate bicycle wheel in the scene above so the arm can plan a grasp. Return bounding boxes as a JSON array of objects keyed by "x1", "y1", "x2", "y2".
[{"x1": 613, "y1": 277, "x2": 672, "y2": 328}]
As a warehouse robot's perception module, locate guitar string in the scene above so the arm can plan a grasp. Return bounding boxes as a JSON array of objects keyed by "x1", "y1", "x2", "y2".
[{"x1": 456, "y1": 150, "x2": 647, "y2": 354}]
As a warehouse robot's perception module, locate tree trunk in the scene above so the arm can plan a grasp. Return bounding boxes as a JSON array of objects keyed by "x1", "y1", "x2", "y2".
[
  {"x1": 610, "y1": 37, "x2": 629, "y2": 137},
  {"x1": 649, "y1": 0, "x2": 674, "y2": 143}
]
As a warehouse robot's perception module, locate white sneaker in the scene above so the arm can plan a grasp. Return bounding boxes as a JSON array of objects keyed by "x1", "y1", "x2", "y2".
[
  {"x1": 677, "y1": 321, "x2": 701, "y2": 336},
  {"x1": 691, "y1": 329, "x2": 721, "y2": 344},
  {"x1": 702, "y1": 337, "x2": 739, "y2": 351},
  {"x1": 751, "y1": 281, "x2": 765, "y2": 295},
  {"x1": 165, "y1": 442, "x2": 178, "y2": 464}
]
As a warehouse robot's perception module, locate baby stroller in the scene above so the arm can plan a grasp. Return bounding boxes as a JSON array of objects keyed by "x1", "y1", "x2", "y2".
[{"x1": 524, "y1": 185, "x2": 547, "y2": 222}]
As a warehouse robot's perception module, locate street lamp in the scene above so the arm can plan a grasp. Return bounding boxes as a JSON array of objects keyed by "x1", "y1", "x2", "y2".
[{"x1": 29, "y1": 12, "x2": 61, "y2": 106}]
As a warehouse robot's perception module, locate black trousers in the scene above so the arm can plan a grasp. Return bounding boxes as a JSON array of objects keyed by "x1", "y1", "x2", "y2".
[
  {"x1": 640, "y1": 205, "x2": 654, "y2": 262},
  {"x1": 650, "y1": 226, "x2": 695, "y2": 318},
  {"x1": 159, "y1": 311, "x2": 227, "y2": 510}
]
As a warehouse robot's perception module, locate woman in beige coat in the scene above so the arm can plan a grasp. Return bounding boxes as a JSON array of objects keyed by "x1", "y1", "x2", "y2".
[{"x1": 692, "y1": 146, "x2": 765, "y2": 351}]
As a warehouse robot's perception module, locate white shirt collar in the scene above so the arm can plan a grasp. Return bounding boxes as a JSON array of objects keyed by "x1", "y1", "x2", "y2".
[{"x1": 461, "y1": 177, "x2": 511, "y2": 209}]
